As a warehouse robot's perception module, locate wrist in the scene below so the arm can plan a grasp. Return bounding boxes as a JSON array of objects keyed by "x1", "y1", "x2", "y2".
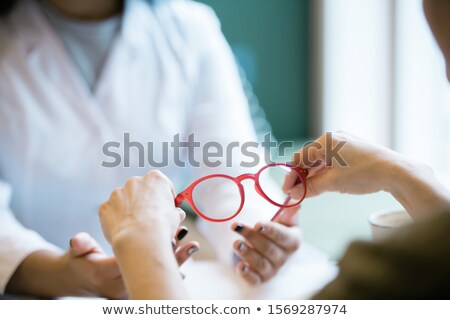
[
  {"x1": 111, "y1": 220, "x2": 172, "y2": 255},
  {"x1": 56, "y1": 251, "x2": 87, "y2": 296},
  {"x1": 6, "y1": 250, "x2": 74, "y2": 297},
  {"x1": 381, "y1": 156, "x2": 417, "y2": 194},
  {"x1": 111, "y1": 222, "x2": 185, "y2": 299},
  {"x1": 383, "y1": 158, "x2": 450, "y2": 218},
  {"x1": 110, "y1": 216, "x2": 173, "y2": 245}
]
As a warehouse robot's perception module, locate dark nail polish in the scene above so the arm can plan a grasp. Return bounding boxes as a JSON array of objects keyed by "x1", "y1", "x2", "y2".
[
  {"x1": 234, "y1": 224, "x2": 244, "y2": 232},
  {"x1": 258, "y1": 226, "x2": 266, "y2": 233},
  {"x1": 69, "y1": 238, "x2": 73, "y2": 248},
  {"x1": 187, "y1": 246, "x2": 198, "y2": 256},
  {"x1": 171, "y1": 239, "x2": 176, "y2": 248},
  {"x1": 176, "y1": 227, "x2": 189, "y2": 241}
]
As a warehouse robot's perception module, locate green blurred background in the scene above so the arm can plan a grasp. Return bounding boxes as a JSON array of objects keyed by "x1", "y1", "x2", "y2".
[
  {"x1": 198, "y1": 0, "x2": 310, "y2": 140},
  {"x1": 193, "y1": 1, "x2": 402, "y2": 262}
]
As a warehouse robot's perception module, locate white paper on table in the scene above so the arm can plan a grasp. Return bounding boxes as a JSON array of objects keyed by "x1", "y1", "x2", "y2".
[{"x1": 182, "y1": 242, "x2": 338, "y2": 300}]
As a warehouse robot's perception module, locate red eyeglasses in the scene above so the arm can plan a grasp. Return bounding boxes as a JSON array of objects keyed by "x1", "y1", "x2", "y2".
[{"x1": 175, "y1": 163, "x2": 307, "y2": 223}]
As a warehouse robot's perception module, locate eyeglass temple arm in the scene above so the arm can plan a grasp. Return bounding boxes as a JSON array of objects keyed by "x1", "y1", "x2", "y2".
[
  {"x1": 271, "y1": 195, "x2": 292, "y2": 221},
  {"x1": 271, "y1": 169, "x2": 307, "y2": 221}
]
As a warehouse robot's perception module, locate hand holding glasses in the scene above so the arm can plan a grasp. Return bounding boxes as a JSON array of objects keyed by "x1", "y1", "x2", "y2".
[{"x1": 175, "y1": 163, "x2": 307, "y2": 222}]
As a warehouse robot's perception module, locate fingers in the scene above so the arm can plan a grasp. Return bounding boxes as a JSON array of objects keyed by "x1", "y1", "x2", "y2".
[
  {"x1": 142, "y1": 170, "x2": 175, "y2": 197},
  {"x1": 291, "y1": 140, "x2": 326, "y2": 171},
  {"x1": 287, "y1": 182, "x2": 307, "y2": 200},
  {"x1": 233, "y1": 223, "x2": 286, "y2": 265},
  {"x1": 231, "y1": 222, "x2": 291, "y2": 282},
  {"x1": 172, "y1": 226, "x2": 188, "y2": 249},
  {"x1": 253, "y1": 222, "x2": 301, "y2": 253},
  {"x1": 233, "y1": 221, "x2": 300, "y2": 253},
  {"x1": 69, "y1": 232, "x2": 104, "y2": 257},
  {"x1": 175, "y1": 242, "x2": 200, "y2": 266},
  {"x1": 232, "y1": 221, "x2": 301, "y2": 284},
  {"x1": 100, "y1": 276, "x2": 128, "y2": 299},
  {"x1": 304, "y1": 170, "x2": 334, "y2": 198},
  {"x1": 233, "y1": 239, "x2": 277, "y2": 281},
  {"x1": 172, "y1": 226, "x2": 200, "y2": 267},
  {"x1": 176, "y1": 226, "x2": 189, "y2": 242},
  {"x1": 94, "y1": 256, "x2": 122, "y2": 279},
  {"x1": 66, "y1": 233, "x2": 127, "y2": 299},
  {"x1": 285, "y1": 136, "x2": 329, "y2": 199},
  {"x1": 284, "y1": 166, "x2": 332, "y2": 200},
  {"x1": 176, "y1": 208, "x2": 186, "y2": 223},
  {"x1": 90, "y1": 258, "x2": 126, "y2": 298},
  {"x1": 282, "y1": 170, "x2": 300, "y2": 194},
  {"x1": 69, "y1": 245, "x2": 126, "y2": 298},
  {"x1": 236, "y1": 261, "x2": 262, "y2": 285}
]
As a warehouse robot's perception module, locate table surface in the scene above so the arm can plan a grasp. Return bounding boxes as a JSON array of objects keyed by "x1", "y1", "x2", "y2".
[{"x1": 178, "y1": 242, "x2": 338, "y2": 300}]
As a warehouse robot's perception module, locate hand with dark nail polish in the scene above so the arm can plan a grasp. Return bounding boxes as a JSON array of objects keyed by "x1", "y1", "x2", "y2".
[
  {"x1": 187, "y1": 246, "x2": 198, "y2": 256},
  {"x1": 234, "y1": 224, "x2": 244, "y2": 232},
  {"x1": 173, "y1": 226, "x2": 199, "y2": 268},
  {"x1": 231, "y1": 206, "x2": 301, "y2": 286},
  {"x1": 176, "y1": 227, "x2": 189, "y2": 241}
]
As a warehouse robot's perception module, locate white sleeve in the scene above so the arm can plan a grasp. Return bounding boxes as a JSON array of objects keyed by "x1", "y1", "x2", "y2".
[
  {"x1": 185, "y1": 7, "x2": 276, "y2": 264},
  {"x1": 0, "y1": 181, "x2": 60, "y2": 294}
]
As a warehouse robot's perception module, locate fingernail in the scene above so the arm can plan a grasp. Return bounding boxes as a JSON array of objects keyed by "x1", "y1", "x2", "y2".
[
  {"x1": 258, "y1": 226, "x2": 266, "y2": 233},
  {"x1": 234, "y1": 224, "x2": 244, "y2": 233},
  {"x1": 238, "y1": 242, "x2": 247, "y2": 252},
  {"x1": 171, "y1": 239, "x2": 176, "y2": 248},
  {"x1": 177, "y1": 207, "x2": 186, "y2": 218},
  {"x1": 242, "y1": 264, "x2": 249, "y2": 273},
  {"x1": 187, "y1": 246, "x2": 198, "y2": 256},
  {"x1": 176, "y1": 227, "x2": 189, "y2": 241},
  {"x1": 69, "y1": 239, "x2": 73, "y2": 248}
]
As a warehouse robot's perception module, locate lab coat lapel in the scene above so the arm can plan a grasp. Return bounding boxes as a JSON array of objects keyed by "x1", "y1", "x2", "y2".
[{"x1": 9, "y1": 0, "x2": 111, "y2": 129}]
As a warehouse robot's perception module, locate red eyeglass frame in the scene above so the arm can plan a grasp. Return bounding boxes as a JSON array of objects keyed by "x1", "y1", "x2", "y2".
[{"x1": 174, "y1": 163, "x2": 308, "y2": 223}]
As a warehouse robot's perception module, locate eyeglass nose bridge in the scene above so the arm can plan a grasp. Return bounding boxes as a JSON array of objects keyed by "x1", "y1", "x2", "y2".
[
  {"x1": 236, "y1": 173, "x2": 256, "y2": 182},
  {"x1": 235, "y1": 173, "x2": 267, "y2": 198}
]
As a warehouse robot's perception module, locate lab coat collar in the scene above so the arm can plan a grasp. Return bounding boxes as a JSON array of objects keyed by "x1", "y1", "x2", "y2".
[
  {"x1": 8, "y1": 0, "x2": 48, "y2": 55},
  {"x1": 9, "y1": 0, "x2": 154, "y2": 55},
  {"x1": 121, "y1": 0, "x2": 156, "y2": 50}
]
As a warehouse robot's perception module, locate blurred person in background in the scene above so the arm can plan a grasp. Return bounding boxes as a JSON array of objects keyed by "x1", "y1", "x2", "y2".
[{"x1": 0, "y1": 0, "x2": 300, "y2": 298}]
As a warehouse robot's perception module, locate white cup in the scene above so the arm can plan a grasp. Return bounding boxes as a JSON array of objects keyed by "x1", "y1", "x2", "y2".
[{"x1": 368, "y1": 209, "x2": 413, "y2": 241}]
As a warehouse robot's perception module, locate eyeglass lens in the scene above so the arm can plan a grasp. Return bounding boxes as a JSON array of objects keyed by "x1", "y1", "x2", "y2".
[{"x1": 190, "y1": 165, "x2": 305, "y2": 221}]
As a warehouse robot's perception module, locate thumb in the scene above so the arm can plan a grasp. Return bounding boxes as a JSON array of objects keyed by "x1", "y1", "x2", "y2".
[
  {"x1": 305, "y1": 173, "x2": 333, "y2": 198},
  {"x1": 274, "y1": 204, "x2": 300, "y2": 227},
  {"x1": 69, "y1": 232, "x2": 104, "y2": 258}
]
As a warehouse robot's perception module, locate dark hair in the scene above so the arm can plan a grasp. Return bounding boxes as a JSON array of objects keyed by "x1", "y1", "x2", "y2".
[
  {"x1": 0, "y1": 0, "x2": 156, "y2": 17},
  {"x1": 0, "y1": 0, "x2": 17, "y2": 16}
]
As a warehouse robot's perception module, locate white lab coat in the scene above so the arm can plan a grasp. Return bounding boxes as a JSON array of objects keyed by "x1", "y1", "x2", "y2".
[{"x1": 0, "y1": 0, "x2": 274, "y2": 293}]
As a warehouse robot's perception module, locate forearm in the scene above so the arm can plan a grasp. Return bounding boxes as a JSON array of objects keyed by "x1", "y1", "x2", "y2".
[
  {"x1": 384, "y1": 159, "x2": 450, "y2": 219},
  {"x1": 5, "y1": 250, "x2": 83, "y2": 298},
  {"x1": 112, "y1": 226, "x2": 187, "y2": 300}
]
